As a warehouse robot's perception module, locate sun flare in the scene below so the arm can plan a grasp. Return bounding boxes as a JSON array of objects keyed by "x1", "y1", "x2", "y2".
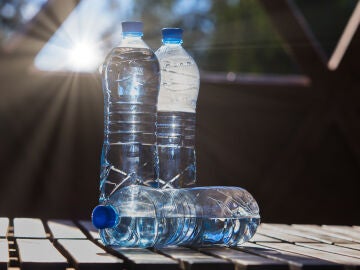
[{"x1": 68, "y1": 42, "x2": 101, "y2": 72}]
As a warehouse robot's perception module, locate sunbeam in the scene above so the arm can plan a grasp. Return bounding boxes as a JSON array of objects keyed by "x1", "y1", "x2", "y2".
[
  {"x1": 34, "y1": 0, "x2": 134, "y2": 73},
  {"x1": 68, "y1": 42, "x2": 101, "y2": 72}
]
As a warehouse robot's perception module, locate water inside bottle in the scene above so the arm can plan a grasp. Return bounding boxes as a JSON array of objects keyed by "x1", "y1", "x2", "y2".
[
  {"x1": 101, "y1": 216, "x2": 260, "y2": 248},
  {"x1": 157, "y1": 111, "x2": 196, "y2": 188},
  {"x1": 100, "y1": 143, "x2": 158, "y2": 201},
  {"x1": 100, "y1": 46, "x2": 160, "y2": 200},
  {"x1": 155, "y1": 42, "x2": 199, "y2": 188},
  {"x1": 156, "y1": 46, "x2": 199, "y2": 113}
]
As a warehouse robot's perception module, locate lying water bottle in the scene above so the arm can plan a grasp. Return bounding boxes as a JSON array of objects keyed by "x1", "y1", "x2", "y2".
[
  {"x1": 155, "y1": 28, "x2": 200, "y2": 188},
  {"x1": 100, "y1": 21, "x2": 160, "y2": 202},
  {"x1": 92, "y1": 185, "x2": 260, "y2": 248}
]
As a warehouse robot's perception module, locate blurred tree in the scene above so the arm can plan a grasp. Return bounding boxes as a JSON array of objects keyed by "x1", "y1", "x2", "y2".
[
  {"x1": 3, "y1": 0, "x2": 358, "y2": 74},
  {"x1": 0, "y1": 0, "x2": 47, "y2": 44},
  {"x1": 198, "y1": 0, "x2": 298, "y2": 73},
  {"x1": 0, "y1": 0, "x2": 24, "y2": 42},
  {"x1": 122, "y1": 0, "x2": 299, "y2": 74}
]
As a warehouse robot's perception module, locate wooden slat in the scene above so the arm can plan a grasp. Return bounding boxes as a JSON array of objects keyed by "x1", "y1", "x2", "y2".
[
  {"x1": 109, "y1": 247, "x2": 179, "y2": 270},
  {"x1": 292, "y1": 224, "x2": 355, "y2": 243},
  {"x1": 57, "y1": 239, "x2": 123, "y2": 270},
  {"x1": 0, "y1": 218, "x2": 9, "y2": 238},
  {"x1": 249, "y1": 233, "x2": 282, "y2": 243},
  {"x1": 199, "y1": 247, "x2": 288, "y2": 269},
  {"x1": 262, "y1": 223, "x2": 352, "y2": 244},
  {"x1": 0, "y1": 239, "x2": 9, "y2": 270},
  {"x1": 322, "y1": 225, "x2": 360, "y2": 238},
  {"x1": 319, "y1": 225, "x2": 360, "y2": 243},
  {"x1": 158, "y1": 247, "x2": 233, "y2": 270},
  {"x1": 296, "y1": 243, "x2": 360, "y2": 259},
  {"x1": 256, "y1": 227, "x2": 318, "y2": 243},
  {"x1": 259, "y1": 242, "x2": 360, "y2": 266},
  {"x1": 335, "y1": 243, "x2": 360, "y2": 251},
  {"x1": 238, "y1": 242, "x2": 342, "y2": 270},
  {"x1": 78, "y1": 220, "x2": 100, "y2": 240},
  {"x1": 47, "y1": 220, "x2": 86, "y2": 239},
  {"x1": 14, "y1": 218, "x2": 47, "y2": 238},
  {"x1": 16, "y1": 239, "x2": 68, "y2": 270},
  {"x1": 292, "y1": 224, "x2": 357, "y2": 242}
]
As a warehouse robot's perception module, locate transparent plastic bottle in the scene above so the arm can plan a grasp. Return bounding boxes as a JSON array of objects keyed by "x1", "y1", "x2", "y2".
[
  {"x1": 92, "y1": 185, "x2": 260, "y2": 248},
  {"x1": 100, "y1": 21, "x2": 160, "y2": 203},
  {"x1": 155, "y1": 28, "x2": 200, "y2": 188}
]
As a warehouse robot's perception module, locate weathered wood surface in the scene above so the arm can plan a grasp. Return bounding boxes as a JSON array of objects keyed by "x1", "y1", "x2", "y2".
[{"x1": 3, "y1": 220, "x2": 360, "y2": 270}]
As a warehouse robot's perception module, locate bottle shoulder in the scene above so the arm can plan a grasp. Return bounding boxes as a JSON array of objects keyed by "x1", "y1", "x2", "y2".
[
  {"x1": 156, "y1": 45, "x2": 195, "y2": 61},
  {"x1": 155, "y1": 45, "x2": 199, "y2": 76},
  {"x1": 102, "y1": 43, "x2": 157, "y2": 66},
  {"x1": 103, "y1": 38, "x2": 154, "y2": 59},
  {"x1": 119, "y1": 37, "x2": 151, "y2": 49}
]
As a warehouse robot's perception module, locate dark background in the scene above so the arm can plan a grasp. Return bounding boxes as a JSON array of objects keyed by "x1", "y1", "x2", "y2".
[{"x1": 0, "y1": 0, "x2": 359, "y2": 224}]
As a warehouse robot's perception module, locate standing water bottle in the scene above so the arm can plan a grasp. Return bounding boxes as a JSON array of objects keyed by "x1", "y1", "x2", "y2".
[
  {"x1": 92, "y1": 185, "x2": 260, "y2": 248},
  {"x1": 155, "y1": 28, "x2": 200, "y2": 188},
  {"x1": 100, "y1": 21, "x2": 160, "y2": 203}
]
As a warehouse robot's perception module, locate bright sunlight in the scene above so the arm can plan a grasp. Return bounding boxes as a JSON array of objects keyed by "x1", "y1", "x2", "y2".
[{"x1": 68, "y1": 42, "x2": 101, "y2": 72}]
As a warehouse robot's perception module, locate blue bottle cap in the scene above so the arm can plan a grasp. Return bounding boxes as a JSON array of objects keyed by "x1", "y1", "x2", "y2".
[
  {"x1": 162, "y1": 28, "x2": 183, "y2": 44},
  {"x1": 92, "y1": 205, "x2": 118, "y2": 229},
  {"x1": 122, "y1": 21, "x2": 143, "y2": 36}
]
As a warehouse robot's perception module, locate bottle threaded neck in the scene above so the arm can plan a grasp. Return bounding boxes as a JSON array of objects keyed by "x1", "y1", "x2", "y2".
[
  {"x1": 122, "y1": 21, "x2": 143, "y2": 37},
  {"x1": 162, "y1": 28, "x2": 183, "y2": 44}
]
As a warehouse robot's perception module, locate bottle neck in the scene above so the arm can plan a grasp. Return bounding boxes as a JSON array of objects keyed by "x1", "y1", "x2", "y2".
[
  {"x1": 160, "y1": 42, "x2": 185, "y2": 54},
  {"x1": 120, "y1": 34, "x2": 148, "y2": 49}
]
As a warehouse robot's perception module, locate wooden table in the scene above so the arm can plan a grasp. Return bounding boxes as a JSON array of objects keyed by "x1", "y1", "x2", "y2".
[{"x1": 1, "y1": 218, "x2": 360, "y2": 269}]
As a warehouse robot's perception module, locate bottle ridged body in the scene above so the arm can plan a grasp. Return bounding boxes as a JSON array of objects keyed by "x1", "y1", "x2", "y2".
[
  {"x1": 155, "y1": 44, "x2": 199, "y2": 188},
  {"x1": 157, "y1": 111, "x2": 196, "y2": 188},
  {"x1": 99, "y1": 185, "x2": 260, "y2": 248},
  {"x1": 100, "y1": 42, "x2": 160, "y2": 203}
]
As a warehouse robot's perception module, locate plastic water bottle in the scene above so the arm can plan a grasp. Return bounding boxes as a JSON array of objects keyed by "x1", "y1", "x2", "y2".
[
  {"x1": 92, "y1": 185, "x2": 260, "y2": 248},
  {"x1": 155, "y1": 28, "x2": 200, "y2": 188},
  {"x1": 100, "y1": 21, "x2": 160, "y2": 203}
]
